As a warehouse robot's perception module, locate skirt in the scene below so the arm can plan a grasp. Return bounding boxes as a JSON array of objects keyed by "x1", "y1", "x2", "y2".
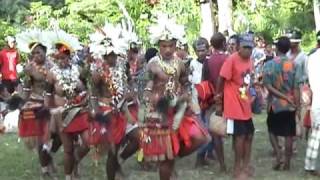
[
  {"x1": 63, "y1": 112, "x2": 90, "y2": 133},
  {"x1": 267, "y1": 109, "x2": 296, "y2": 136},
  {"x1": 19, "y1": 109, "x2": 48, "y2": 137}
]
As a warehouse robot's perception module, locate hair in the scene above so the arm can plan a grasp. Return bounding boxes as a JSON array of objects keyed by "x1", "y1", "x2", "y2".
[
  {"x1": 145, "y1": 47, "x2": 158, "y2": 62},
  {"x1": 276, "y1": 36, "x2": 291, "y2": 54},
  {"x1": 56, "y1": 44, "x2": 71, "y2": 56},
  {"x1": 31, "y1": 43, "x2": 47, "y2": 53},
  {"x1": 179, "y1": 44, "x2": 189, "y2": 51},
  {"x1": 130, "y1": 42, "x2": 139, "y2": 53},
  {"x1": 229, "y1": 34, "x2": 240, "y2": 45},
  {"x1": 193, "y1": 37, "x2": 209, "y2": 51},
  {"x1": 210, "y1": 32, "x2": 226, "y2": 49}
]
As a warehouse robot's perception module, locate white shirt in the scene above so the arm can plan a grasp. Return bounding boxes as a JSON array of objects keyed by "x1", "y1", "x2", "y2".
[
  {"x1": 188, "y1": 59, "x2": 203, "y2": 85},
  {"x1": 308, "y1": 49, "x2": 320, "y2": 123},
  {"x1": 287, "y1": 50, "x2": 308, "y2": 83}
]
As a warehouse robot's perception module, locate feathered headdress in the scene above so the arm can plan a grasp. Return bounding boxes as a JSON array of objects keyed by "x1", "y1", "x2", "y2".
[
  {"x1": 15, "y1": 28, "x2": 51, "y2": 54},
  {"x1": 117, "y1": 1, "x2": 141, "y2": 46},
  {"x1": 88, "y1": 22, "x2": 128, "y2": 59},
  {"x1": 48, "y1": 29, "x2": 82, "y2": 54},
  {"x1": 149, "y1": 13, "x2": 185, "y2": 44}
]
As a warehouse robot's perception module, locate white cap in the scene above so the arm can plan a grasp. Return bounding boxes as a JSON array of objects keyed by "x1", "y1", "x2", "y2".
[{"x1": 5, "y1": 36, "x2": 15, "y2": 43}]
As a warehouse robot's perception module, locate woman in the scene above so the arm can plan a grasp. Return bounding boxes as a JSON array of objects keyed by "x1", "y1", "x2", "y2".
[{"x1": 45, "y1": 30, "x2": 89, "y2": 180}]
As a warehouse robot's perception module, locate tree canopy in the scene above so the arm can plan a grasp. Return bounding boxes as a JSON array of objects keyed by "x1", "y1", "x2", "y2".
[{"x1": 0, "y1": 0, "x2": 317, "y2": 51}]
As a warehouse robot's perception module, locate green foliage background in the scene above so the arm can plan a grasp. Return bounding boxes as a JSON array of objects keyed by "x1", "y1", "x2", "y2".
[
  {"x1": 0, "y1": 0, "x2": 317, "y2": 52},
  {"x1": 233, "y1": 0, "x2": 317, "y2": 51}
]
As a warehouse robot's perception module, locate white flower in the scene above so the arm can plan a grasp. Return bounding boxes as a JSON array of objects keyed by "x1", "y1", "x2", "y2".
[{"x1": 51, "y1": 64, "x2": 80, "y2": 98}]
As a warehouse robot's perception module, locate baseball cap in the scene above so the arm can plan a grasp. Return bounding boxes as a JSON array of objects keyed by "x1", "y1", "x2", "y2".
[
  {"x1": 285, "y1": 30, "x2": 302, "y2": 43},
  {"x1": 239, "y1": 33, "x2": 254, "y2": 48}
]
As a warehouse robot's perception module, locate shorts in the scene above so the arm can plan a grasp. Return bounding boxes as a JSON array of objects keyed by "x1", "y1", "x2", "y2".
[
  {"x1": 227, "y1": 118, "x2": 255, "y2": 135},
  {"x1": 2, "y1": 79, "x2": 18, "y2": 94}
]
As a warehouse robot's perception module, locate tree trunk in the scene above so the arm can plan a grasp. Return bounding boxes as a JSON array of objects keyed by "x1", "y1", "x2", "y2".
[
  {"x1": 314, "y1": 0, "x2": 320, "y2": 31},
  {"x1": 200, "y1": 0, "x2": 215, "y2": 42},
  {"x1": 217, "y1": 0, "x2": 232, "y2": 33}
]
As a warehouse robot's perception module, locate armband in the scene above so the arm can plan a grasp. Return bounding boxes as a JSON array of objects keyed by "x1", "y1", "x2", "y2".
[
  {"x1": 144, "y1": 87, "x2": 152, "y2": 92},
  {"x1": 23, "y1": 88, "x2": 31, "y2": 92}
]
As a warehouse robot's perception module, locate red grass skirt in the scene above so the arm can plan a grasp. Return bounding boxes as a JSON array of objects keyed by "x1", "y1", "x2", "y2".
[
  {"x1": 89, "y1": 105, "x2": 138, "y2": 146},
  {"x1": 88, "y1": 106, "x2": 110, "y2": 146},
  {"x1": 63, "y1": 112, "x2": 90, "y2": 133},
  {"x1": 19, "y1": 109, "x2": 48, "y2": 137},
  {"x1": 141, "y1": 112, "x2": 207, "y2": 161},
  {"x1": 108, "y1": 105, "x2": 138, "y2": 145}
]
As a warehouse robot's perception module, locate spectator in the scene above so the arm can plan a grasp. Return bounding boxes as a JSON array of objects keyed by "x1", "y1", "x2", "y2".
[
  {"x1": 202, "y1": 32, "x2": 228, "y2": 171},
  {"x1": 304, "y1": 31, "x2": 320, "y2": 177},
  {"x1": 216, "y1": 33, "x2": 255, "y2": 178},
  {"x1": 227, "y1": 34, "x2": 240, "y2": 55},
  {"x1": 263, "y1": 36, "x2": 300, "y2": 171},
  {"x1": 189, "y1": 37, "x2": 211, "y2": 167},
  {"x1": 0, "y1": 36, "x2": 20, "y2": 94}
]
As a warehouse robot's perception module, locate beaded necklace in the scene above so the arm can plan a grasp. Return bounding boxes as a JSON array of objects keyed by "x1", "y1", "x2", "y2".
[
  {"x1": 157, "y1": 55, "x2": 178, "y2": 76},
  {"x1": 52, "y1": 64, "x2": 80, "y2": 98},
  {"x1": 102, "y1": 58, "x2": 128, "y2": 108}
]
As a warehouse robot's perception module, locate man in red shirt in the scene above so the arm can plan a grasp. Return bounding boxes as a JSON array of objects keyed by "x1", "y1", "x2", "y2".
[
  {"x1": 0, "y1": 36, "x2": 20, "y2": 94},
  {"x1": 216, "y1": 33, "x2": 254, "y2": 179}
]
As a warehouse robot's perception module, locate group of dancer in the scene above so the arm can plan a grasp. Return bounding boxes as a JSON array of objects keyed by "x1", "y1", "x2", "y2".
[
  {"x1": 3, "y1": 7, "x2": 320, "y2": 180},
  {"x1": 10, "y1": 13, "x2": 210, "y2": 180}
]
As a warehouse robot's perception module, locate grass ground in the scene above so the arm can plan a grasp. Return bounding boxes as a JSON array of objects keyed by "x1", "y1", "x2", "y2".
[{"x1": 0, "y1": 113, "x2": 319, "y2": 180}]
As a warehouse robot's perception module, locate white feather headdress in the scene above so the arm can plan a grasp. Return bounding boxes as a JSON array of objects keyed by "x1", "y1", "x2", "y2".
[
  {"x1": 15, "y1": 28, "x2": 52, "y2": 54},
  {"x1": 88, "y1": 22, "x2": 128, "y2": 59},
  {"x1": 149, "y1": 13, "x2": 185, "y2": 44},
  {"x1": 117, "y1": 1, "x2": 140, "y2": 46},
  {"x1": 48, "y1": 29, "x2": 82, "y2": 54}
]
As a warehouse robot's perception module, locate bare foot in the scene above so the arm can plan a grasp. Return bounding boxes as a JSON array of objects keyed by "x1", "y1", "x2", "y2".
[
  {"x1": 220, "y1": 165, "x2": 227, "y2": 173},
  {"x1": 0, "y1": 124, "x2": 5, "y2": 134},
  {"x1": 170, "y1": 170, "x2": 178, "y2": 180},
  {"x1": 233, "y1": 168, "x2": 242, "y2": 179},
  {"x1": 115, "y1": 169, "x2": 126, "y2": 180},
  {"x1": 234, "y1": 172, "x2": 248, "y2": 180},
  {"x1": 195, "y1": 156, "x2": 210, "y2": 168},
  {"x1": 244, "y1": 165, "x2": 255, "y2": 177},
  {"x1": 73, "y1": 162, "x2": 81, "y2": 179},
  {"x1": 272, "y1": 161, "x2": 283, "y2": 171},
  {"x1": 282, "y1": 163, "x2": 290, "y2": 171},
  {"x1": 40, "y1": 172, "x2": 51, "y2": 180}
]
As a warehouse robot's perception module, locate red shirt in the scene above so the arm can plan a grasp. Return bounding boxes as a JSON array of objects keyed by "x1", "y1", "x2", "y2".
[
  {"x1": 220, "y1": 52, "x2": 253, "y2": 120},
  {"x1": 203, "y1": 51, "x2": 228, "y2": 87},
  {"x1": 0, "y1": 48, "x2": 19, "y2": 80}
]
